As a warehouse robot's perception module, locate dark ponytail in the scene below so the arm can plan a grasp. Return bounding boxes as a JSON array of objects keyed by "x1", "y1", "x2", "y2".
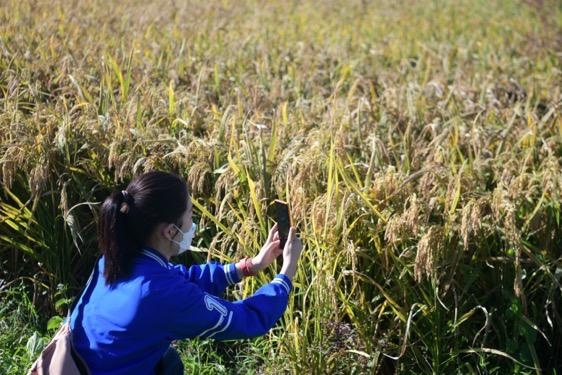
[{"x1": 98, "y1": 171, "x2": 189, "y2": 285}]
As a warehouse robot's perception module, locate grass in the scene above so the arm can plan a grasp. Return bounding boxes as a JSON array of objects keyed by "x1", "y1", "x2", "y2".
[
  {"x1": 0, "y1": 281, "x2": 49, "y2": 374},
  {"x1": 1, "y1": 0, "x2": 561, "y2": 373}
]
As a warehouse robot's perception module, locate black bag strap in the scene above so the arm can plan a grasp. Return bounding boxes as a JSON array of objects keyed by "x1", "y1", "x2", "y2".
[{"x1": 67, "y1": 255, "x2": 102, "y2": 318}]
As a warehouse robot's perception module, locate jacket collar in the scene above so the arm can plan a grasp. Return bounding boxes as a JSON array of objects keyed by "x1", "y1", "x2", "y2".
[{"x1": 140, "y1": 246, "x2": 169, "y2": 269}]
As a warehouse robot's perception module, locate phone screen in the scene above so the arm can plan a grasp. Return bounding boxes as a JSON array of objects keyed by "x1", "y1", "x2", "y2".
[{"x1": 273, "y1": 200, "x2": 290, "y2": 249}]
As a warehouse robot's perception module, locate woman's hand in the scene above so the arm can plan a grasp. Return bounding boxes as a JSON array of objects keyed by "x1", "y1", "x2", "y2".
[
  {"x1": 250, "y1": 223, "x2": 283, "y2": 273},
  {"x1": 280, "y1": 227, "x2": 303, "y2": 281}
]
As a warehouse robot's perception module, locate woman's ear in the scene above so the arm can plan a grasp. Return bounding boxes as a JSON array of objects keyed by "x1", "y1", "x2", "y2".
[{"x1": 161, "y1": 223, "x2": 178, "y2": 242}]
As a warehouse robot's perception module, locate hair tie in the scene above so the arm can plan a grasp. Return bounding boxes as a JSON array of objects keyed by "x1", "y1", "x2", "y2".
[{"x1": 120, "y1": 190, "x2": 132, "y2": 214}]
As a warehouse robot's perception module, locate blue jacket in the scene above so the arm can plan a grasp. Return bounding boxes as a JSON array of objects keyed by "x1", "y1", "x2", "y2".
[{"x1": 69, "y1": 246, "x2": 292, "y2": 374}]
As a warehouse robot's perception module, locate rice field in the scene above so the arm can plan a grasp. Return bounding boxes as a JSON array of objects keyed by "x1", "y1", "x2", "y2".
[{"x1": 0, "y1": 0, "x2": 561, "y2": 373}]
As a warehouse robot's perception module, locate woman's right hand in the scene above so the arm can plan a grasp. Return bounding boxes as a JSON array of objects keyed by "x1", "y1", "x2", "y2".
[{"x1": 280, "y1": 227, "x2": 302, "y2": 280}]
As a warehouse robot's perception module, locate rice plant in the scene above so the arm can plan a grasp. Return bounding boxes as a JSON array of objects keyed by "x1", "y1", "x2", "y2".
[{"x1": 0, "y1": 0, "x2": 561, "y2": 373}]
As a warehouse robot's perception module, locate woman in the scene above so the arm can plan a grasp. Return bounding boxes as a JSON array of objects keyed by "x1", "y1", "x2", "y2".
[{"x1": 70, "y1": 171, "x2": 303, "y2": 374}]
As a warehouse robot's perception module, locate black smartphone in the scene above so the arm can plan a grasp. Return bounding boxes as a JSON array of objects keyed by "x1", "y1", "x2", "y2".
[{"x1": 273, "y1": 199, "x2": 291, "y2": 249}]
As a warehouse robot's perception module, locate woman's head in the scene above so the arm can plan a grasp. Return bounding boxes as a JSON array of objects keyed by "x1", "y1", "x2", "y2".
[{"x1": 98, "y1": 171, "x2": 192, "y2": 285}]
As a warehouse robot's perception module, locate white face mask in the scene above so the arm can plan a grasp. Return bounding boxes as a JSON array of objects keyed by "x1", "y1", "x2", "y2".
[{"x1": 172, "y1": 222, "x2": 196, "y2": 254}]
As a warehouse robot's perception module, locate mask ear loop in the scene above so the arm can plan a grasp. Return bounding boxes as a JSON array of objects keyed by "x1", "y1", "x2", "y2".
[
  {"x1": 168, "y1": 223, "x2": 179, "y2": 249},
  {"x1": 170, "y1": 221, "x2": 184, "y2": 248}
]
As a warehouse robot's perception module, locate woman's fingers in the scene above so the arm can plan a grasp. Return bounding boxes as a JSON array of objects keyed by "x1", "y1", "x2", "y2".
[
  {"x1": 267, "y1": 223, "x2": 278, "y2": 242},
  {"x1": 285, "y1": 227, "x2": 296, "y2": 250},
  {"x1": 272, "y1": 241, "x2": 282, "y2": 255},
  {"x1": 288, "y1": 227, "x2": 296, "y2": 240},
  {"x1": 267, "y1": 239, "x2": 281, "y2": 252}
]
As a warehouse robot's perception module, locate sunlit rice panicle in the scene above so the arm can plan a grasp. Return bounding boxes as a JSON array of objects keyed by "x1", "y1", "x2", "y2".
[
  {"x1": 541, "y1": 156, "x2": 560, "y2": 200},
  {"x1": 461, "y1": 200, "x2": 473, "y2": 251},
  {"x1": 414, "y1": 226, "x2": 444, "y2": 282},
  {"x1": 491, "y1": 187, "x2": 506, "y2": 223},
  {"x1": 403, "y1": 193, "x2": 420, "y2": 237},
  {"x1": 108, "y1": 141, "x2": 119, "y2": 171},
  {"x1": 215, "y1": 169, "x2": 238, "y2": 204},
  {"x1": 1, "y1": 146, "x2": 25, "y2": 189},
  {"x1": 504, "y1": 205, "x2": 520, "y2": 246},
  {"x1": 28, "y1": 161, "x2": 49, "y2": 198},
  {"x1": 471, "y1": 197, "x2": 485, "y2": 235},
  {"x1": 289, "y1": 186, "x2": 306, "y2": 221},
  {"x1": 369, "y1": 167, "x2": 401, "y2": 202},
  {"x1": 311, "y1": 194, "x2": 328, "y2": 230},
  {"x1": 418, "y1": 168, "x2": 439, "y2": 199},
  {"x1": 142, "y1": 156, "x2": 159, "y2": 173},
  {"x1": 460, "y1": 198, "x2": 484, "y2": 251},
  {"x1": 492, "y1": 186, "x2": 520, "y2": 244},
  {"x1": 290, "y1": 151, "x2": 326, "y2": 195},
  {"x1": 508, "y1": 173, "x2": 530, "y2": 201},
  {"x1": 60, "y1": 181, "x2": 69, "y2": 218},
  {"x1": 384, "y1": 215, "x2": 403, "y2": 247},
  {"x1": 187, "y1": 161, "x2": 212, "y2": 196}
]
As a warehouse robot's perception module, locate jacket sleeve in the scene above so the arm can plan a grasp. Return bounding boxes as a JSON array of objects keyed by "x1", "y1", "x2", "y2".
[
  {"x1": 164, "y1": 274, "x2": 293, "y2": 341},
  {"x1": 171, "y1": 261, "x2": 241, "y2": 297}
]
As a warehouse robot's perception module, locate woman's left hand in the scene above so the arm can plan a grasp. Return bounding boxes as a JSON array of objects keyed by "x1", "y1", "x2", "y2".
[{"x1": 251, "y1": 223, "x2": 282, "y2": 273}]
